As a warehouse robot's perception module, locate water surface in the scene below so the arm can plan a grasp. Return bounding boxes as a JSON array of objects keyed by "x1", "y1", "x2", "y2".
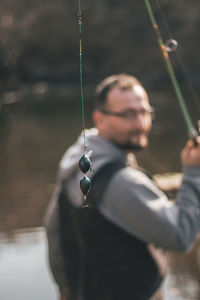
[{"x1": 0, "y1": 89, "x2": 200, "y2": 299}]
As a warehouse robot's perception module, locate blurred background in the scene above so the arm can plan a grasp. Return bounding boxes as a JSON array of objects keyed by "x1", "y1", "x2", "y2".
[{"x1": 0, "y1": 0, "x2": 200, "y2": 299}]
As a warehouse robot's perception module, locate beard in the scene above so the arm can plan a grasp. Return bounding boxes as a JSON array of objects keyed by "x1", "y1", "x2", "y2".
[
  {"x1": 117, "y1": 141, "x2": 144, "y2": 152},
  {"x1": 114, "y1": 131, "x2": 149, "y2": 152}
]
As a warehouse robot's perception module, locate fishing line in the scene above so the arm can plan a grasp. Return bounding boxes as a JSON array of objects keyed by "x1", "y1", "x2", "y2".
[
  {"x1": 155, "y1": 0, "x2": 200, "y2": 112},
  {"x1": 144, "y1": 0, "x2": 198, "y2": 139},
  {"x1": 78, "y1": 0, "x2": 87, "y2": 148},
  {"x1": 77, "y1": 0, "x2": 92, "y2": 204}
]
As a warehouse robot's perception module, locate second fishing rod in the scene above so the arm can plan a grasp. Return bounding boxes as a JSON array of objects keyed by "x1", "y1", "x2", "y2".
[{"x1": 144, "y1": 0, "x2": 199, "y2": 143}]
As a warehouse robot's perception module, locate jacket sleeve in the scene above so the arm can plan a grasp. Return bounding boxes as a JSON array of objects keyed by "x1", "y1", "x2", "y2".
[
  {"x1": 44, "y1": 186, "x2": 70, "y2": 295},
  {"x1": 100, "y1": 166, "x2": 200, "y2": 252}
]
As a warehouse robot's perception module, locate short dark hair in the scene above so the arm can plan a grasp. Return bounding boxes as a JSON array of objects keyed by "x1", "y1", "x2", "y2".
[{"x1": 94, "y1": 73, "x2": 143, "y2": 109}]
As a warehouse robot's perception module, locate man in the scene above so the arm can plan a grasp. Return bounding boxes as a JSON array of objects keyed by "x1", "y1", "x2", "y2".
[{"x1": 44, "y1": 74, "x2": 200, "y2": 300}]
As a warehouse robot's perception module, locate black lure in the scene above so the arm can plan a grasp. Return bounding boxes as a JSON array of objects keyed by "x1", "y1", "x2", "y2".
[
  {"x1": 79, "y1": 150, "x2": 93, "y2": 205},
  {"x1": 79, "y1": 154, "x2": 91, "y2": 173},
  {"x1": 80, "y1": 175, "x2": 91, "y2": 195}
]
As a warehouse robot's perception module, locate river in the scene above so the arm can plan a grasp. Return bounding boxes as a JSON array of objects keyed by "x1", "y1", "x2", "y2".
[{"x1": 0, "y1": 86, "x2": 200, "y2": 299}]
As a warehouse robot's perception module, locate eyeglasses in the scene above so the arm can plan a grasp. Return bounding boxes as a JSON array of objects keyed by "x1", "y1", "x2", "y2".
[{"x1": 100, "y1": 107, "x2": 155, "y2": 120}]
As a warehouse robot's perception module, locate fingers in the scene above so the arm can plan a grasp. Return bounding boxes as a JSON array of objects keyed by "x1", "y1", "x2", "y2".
[
  {"x1": 185, "y1": 136, "x2": 200, "y2": 149},
  {"x1": 192, "y1": 136, "x2": 200, "y2": 147},
  {"x1": 181, "y1": 136, "x2": 200, "y2": 166}
]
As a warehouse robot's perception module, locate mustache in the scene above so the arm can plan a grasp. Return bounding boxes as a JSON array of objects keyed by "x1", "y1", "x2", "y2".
[
  {"x1": 118, "y1": 141, "x2": 144, "y2": 152},
  {"x1": 129, "y1": 130, "x2": 146, "y2": 136}
]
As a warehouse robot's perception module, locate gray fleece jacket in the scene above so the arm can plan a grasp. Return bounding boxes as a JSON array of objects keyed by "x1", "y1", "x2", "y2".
[{"x1": 44, "y1": 128, "x2": 200, "y2": 293}]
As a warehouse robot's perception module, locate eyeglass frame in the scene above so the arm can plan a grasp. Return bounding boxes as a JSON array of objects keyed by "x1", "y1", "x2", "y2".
[{"x1": 100, "y1": 106, "x2": 155, "y2": 120}]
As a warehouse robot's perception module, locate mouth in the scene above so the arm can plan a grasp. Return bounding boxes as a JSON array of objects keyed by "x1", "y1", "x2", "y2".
[
  {"x1": 129, "y1": 131, "x2": 148, "y2": 148},
  {"x1": 130, "y1": 131, "x2": 146, "y2": 139}
]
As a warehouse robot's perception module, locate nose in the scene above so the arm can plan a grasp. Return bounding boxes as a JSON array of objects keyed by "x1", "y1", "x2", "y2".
[{"x1": 132, "y1": 113, "x2": 146, "y2": 131}]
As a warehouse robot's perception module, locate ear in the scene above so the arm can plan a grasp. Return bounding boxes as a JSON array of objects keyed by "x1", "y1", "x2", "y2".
[{"x1": 92, "y1": 110, "x2": 107, "y2": 131}]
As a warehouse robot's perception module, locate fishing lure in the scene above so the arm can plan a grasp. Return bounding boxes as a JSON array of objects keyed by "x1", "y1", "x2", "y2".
[
  {"x1": 80, "y1": 175, "x2": 91, "y2": 195},
  {"x1": 79, "y1": 150, "x2": 92, "y2": 174},
  {"x1": 79, "y1": 150, "x2": 92, "y2": 199}
]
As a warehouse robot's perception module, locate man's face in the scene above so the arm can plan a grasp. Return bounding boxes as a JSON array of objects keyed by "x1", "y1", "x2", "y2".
[{"x1": 95, "y1": 85, "x2": 152, "y2": 151}]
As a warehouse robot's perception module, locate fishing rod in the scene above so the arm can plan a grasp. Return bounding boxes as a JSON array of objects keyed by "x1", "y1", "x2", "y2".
[
  {"x1": 144, "y1": 0, "x2": 198, "y2": 141},
  {"x1": 155, "y1": 0, "x2": 200, "y2": 113}
]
